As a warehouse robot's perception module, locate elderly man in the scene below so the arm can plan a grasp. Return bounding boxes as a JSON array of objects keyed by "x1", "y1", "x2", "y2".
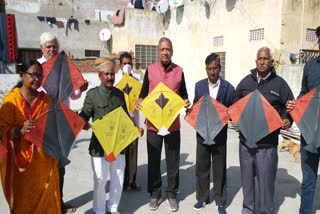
[
  {"x1": 233, "y1": 47, "x2": 294, "y2": 214},
  {"x1": 192, "y1": 53, "x2": 234, "y2": 214},
  {"x1": 114, "y1": 52, "x2": 142, "y2": 192},
  {"x1": 79, "y1": 58, "x2": 143, "y2": 214},
  {"x1": 136, "y1": 37, "x2": 190, "y2": 212},
  {"x1": 287, "y1": 26, "x2": 320, "y2": 214},
  {"x1": 38, "y1": 32, "x2": 88, "y2": 213}
]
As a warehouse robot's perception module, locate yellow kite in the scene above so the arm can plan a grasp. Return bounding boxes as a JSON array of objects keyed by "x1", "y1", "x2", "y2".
[
  {"x1": 140, "y1": 82, "x2": 185, "y2": 136},
  {"x1": 115, "y1": 74, "x2": 142, "y2": 113},
  {"x1": 92, "y1": 106, "x2": 140, "y2": 162}
]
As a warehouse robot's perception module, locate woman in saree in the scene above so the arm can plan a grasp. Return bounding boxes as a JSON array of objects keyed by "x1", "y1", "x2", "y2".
[{"x1": 0, "y1": 60, "x2": 60, "y2": 213}]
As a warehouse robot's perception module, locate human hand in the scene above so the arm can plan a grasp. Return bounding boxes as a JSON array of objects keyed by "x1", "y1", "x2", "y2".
[
  {"x1": 135, "y1": 98, "x2": 143, "y2": 110},
  {"x1": 21, "y1": 120, "x2": 35, "y2": 135},
  {"x1": 286, "y1": 100, "x2": 295, "y2": 112},
  {"x1": 184, "y1": 99, "x2": 191, "y2": 108},
  {"x1": 80, "y1": 80, "x2": 89, "y2": 92},
  {"x1": 282, "y1": 119, "x2": 291, "y2": 130},
  {"x1": 138, "y1": 128, "x2": 144, "y2": 137}
]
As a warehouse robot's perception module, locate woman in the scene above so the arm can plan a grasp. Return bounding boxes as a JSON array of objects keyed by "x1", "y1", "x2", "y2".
[{"x1": 0, "y1": 60, "x2": 60, "y2": 213}]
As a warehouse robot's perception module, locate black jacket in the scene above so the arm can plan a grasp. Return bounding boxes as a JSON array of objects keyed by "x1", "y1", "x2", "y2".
[
  {"x1": 232, "y1": 67, "x2": 294, "y2": 146},
  {"x1": 193, "y1": 78, "x2": 235, "y2": 145}
]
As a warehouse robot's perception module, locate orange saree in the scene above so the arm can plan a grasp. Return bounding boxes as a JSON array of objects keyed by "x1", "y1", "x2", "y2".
[{"x1": 0, "y1": 88, "x2": 60, "y2": 214}]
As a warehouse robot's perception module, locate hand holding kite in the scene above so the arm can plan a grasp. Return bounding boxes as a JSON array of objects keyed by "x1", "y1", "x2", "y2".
[{"x1": 139, "y1": 82, "x2": 185, "y2": 136}]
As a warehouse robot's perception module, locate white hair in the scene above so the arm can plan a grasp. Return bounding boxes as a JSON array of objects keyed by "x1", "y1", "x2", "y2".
[
  {"x1": 257, "y1": 46, "x2": 273, "y2": 59},
  {"x1": 40, "y1": 32, "x2": 59, "y2": 46}
]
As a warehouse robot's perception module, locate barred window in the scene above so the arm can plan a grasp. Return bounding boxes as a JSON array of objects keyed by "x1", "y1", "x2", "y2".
[
  {"x1": 213, "y1": 36, "x2": 224, "y2": 47},
  {"x1": 135, "y1": 44, "x2": 158, "y2": 69},
  {"x1": 212, "y1": 52, "x2": 226, "y2": 79},
  {"x1": 250, "y1": 28, "x2": 264, "y2": 41},
  {"x1": 306, "y1": 28, "x2": 318, "y2": 41},
  {"x1": 85, "y1": 50, "x2": 100, "y2": 57},
  {"x1": 18, "y1": 48, "x2": 42, "y2": 63}
]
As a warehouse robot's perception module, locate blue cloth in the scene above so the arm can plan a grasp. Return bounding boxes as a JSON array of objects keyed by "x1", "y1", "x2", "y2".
[
  {"x1": 299, "y1": 137, "x2": 320, "y2": 214},
  {"x1": 134, "y1": 0, "x2": 144, "y2": 9},
  {"x1": 0, "y1": 13, "x2": 8, "y2": 63}
]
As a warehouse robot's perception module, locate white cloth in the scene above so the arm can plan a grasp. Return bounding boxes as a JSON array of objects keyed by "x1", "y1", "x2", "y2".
[
  {"x1": 127, "y1": 2, "x2": 134, "y2": 8},
  {"x1": 91, "y1": 155, "x2": 125, "y2": 214},
  {"x1": 208, "y1": 78, "x2": 220, "y2": 99},
  {"x1": 37, "y1": 55, "x2": 82, "y2": 107}
]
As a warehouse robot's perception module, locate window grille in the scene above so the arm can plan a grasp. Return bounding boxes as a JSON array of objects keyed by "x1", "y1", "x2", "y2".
[
  {"x1": 135, "y1": 44, "x2": 158, "y2": 69},
  {"x1": 213, "y1": 36, "x2": 224, "y2": 47},
  {"x1": 249, "y1": 28, "x2": 264, "y2": 41},
  {"x1": 85, "y1": 50, "x2": 100, "y2": 57},
  {"x1": 306, "y1": 28, "x2": 318, "y2": 42}
]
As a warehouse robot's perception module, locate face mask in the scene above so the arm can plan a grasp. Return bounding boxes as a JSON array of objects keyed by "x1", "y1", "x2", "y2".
[{"x1": 123, "y1": 64, "x2": 133, "y2": 75}]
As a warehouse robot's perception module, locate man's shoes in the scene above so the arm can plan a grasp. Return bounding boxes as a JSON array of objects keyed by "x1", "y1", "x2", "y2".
[
  {"x1": 167, "y1": 198, "x2": 179, "y2": 212},
  {"x1": 62, "y1": 203, "x2": 77, "y2": 213},
  {"x1": 149, "y1": 198, "x2": 160, "y2": 211},
  {"x1": 217, "y1": 205, "x2": 227, "y2": 214},
  {"x1": 193, "y1": 201, "x2": 207, "y2": 211},
  {"x1": 129, "y1": 183, "x2": 142, "y2": 192}
]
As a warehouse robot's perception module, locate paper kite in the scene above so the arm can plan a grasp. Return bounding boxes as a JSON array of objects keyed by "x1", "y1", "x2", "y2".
[
  {"x1": 140, "y1": 82, "x2": 185, "y2": 136},
  {"x1": 115, "y1": 73, "x2": 142, "y2": 113},
  {"x1": 92, "y1": 106, "x2": 140, "y2": 162},
  {"x1": 41, "y1": 51, "x2": 85, "y2": 101},
  {"x1": 290, "y1": 86, "x2": 320, "y2": 153},
  {"x1": 185, "y1": 94, "x2": 229, "y2": 144},
  {"x1": 24, "y1": 101, "x2": 86, "y2": 166},
  {"x1": 228, "y1": 90, "x2": 283, "y2": 148}
]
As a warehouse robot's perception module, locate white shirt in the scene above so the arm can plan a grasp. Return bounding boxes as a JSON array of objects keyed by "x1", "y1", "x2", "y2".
[
  {"x1": 256, "y1": 71, "x2": 272, "y2": 83},
  {"x1": 208, "y1": 78, "x2": 220, "y2": 99}
]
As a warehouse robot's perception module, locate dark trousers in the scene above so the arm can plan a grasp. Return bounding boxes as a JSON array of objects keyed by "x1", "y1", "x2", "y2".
[
  {"x1": 300, "y1": 138, "x2": 320, "y2": 214},
  {"x1": 239, "y1": 143, "x2": 278, "y2": 214},
  {"x1": 124, "y1": 138, "x2": 139, "y2": 186},
  {"x1": 59, "y1": 167, "x2": 65, "y2": 204},
  {"x1": 195, "y1": 142, "x2": 227, "y2": 206},
  {"x1": 147, "y1": 130, "x2": 180, "y2": 199}
]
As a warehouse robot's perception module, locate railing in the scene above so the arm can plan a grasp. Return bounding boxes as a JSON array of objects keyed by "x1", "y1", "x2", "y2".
[{"x1": 299, "y1": 49, "x2": 319, "y2": 64}]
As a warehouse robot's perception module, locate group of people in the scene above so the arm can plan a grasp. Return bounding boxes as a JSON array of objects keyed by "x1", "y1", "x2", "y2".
[{"x1": 0, "y1": 26, "x2": 319, "y2": 214}]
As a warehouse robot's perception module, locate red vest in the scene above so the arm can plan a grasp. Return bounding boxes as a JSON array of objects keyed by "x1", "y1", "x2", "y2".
[{"x1": 146, "y1": 62, "x2": 183, "y2": 132}]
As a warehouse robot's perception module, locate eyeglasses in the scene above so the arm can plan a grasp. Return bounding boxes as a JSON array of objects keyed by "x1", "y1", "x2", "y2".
[{"x1": 25, "y1": 72, "x2": 43, "y2": 79}]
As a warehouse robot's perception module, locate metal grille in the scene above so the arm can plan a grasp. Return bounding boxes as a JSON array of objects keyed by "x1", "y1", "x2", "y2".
[
  {"x1": 213, "y1": 51, "x2": 226, "y2": 79},
  {"x1": 249, "y1": 28, "x2": 264, "y2": 41},
  {"x1": 213, "y1": 36, "x2": 224, "y2": 47},
  {"x1": 18, "y1": 48, "x2": 42, "y2": 63},
  {"x1": 85, "y1": 50, "x2": 100, "y2": 57},
  {"x1": 135, "y1": 44, "x2": 158, "y2": 69},
  {"x1": 306, "y1": 28, "x2": 318, "y2": 41},
  {"x1": 299, "y1": 49, "x2": 318, "y2": 64}
]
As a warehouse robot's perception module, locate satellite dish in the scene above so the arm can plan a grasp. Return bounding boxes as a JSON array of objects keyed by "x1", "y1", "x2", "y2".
[
  {"x1": 169, "y1": 0, "x2": 183, "y2": 8},
  {"x1": 99, "y1": 28, "x2": 111, "y2": 41},
  {"x1": 156, "y1": 0, "x2": 169, "y2": 14}
]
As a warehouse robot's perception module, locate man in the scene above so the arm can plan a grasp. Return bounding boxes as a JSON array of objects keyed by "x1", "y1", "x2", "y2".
[
  {"x1": 136, "y1": 37, "x2": 190, "y2": 212},
  {"x1": 286, "y1": 26, "x2": 320, "y2": 214},
  {"x1": 38, "y1": 32, "x2": 88, "y2": 213},
  {"x1": 114, "y1": 52, "x2": 142, "y2": 192},
  {"x1": 233, "y1": 47, "x2": 294, "y2": 214},
  {"x1": 192, "y1": 53, "x2": 234, "y2": 213},
  {"x1": 79, "y1": 57, "x2": 137, "y2": 214}
]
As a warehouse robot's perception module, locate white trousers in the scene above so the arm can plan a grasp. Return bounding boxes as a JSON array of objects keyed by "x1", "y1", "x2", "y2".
[{"x1": 91, "y1": 155, "x2": 125, "y2": 214}]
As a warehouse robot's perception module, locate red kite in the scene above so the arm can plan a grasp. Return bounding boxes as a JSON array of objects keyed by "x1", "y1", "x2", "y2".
[
  {"x1": 290, "y1": 86, "x2": 320, "y2": 153},
  {"x1": 185, "y1": 94, "x2": 229, "y2": 144},
  {"x1": 41, "y1": 51, "x2": 85, "y2": 102},
  {"x1": 228, "y1": 90, "x2": 283, "y2": 148},
  {"x1": 0, "y1": 143, "x2": 7, "y2": 162},
  {"x1": 24, "y1": 100, "x2": 85, "y2": 166}
]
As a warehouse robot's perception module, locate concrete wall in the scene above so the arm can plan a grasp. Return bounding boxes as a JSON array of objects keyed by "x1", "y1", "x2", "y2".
[
  {"x1": 280, "y1": 0, "x2": 320, "y2": 65},
  {"x1": 110, "y1": 9, "x2": 164, "y2": 54},
  {"x1": 279, "y1": 64, "x2": 304, "y2": 98},
  {"x1": 5, "y1": 0, "x2": 130, "y2": 58},
  {"x1": 165, "y1": 0, "x2": 283, "y2": 88}
]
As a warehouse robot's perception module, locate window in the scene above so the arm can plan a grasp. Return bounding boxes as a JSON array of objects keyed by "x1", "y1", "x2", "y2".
[
  {"x1": 213, "y1": 52, "x2": 226, "y2": 79},
  {"x1": 213, "y1": 36, "x2": 224, "y2": 47},
  {"x1": 85, "y1": 50, "x2": 100, "y2": 57},
  {"x1": 250, "y1": 28, "x2": 264, "y2": 41},
  {"x1": 306, "y1": 28, "x2": 318, "y2": 42},
  {"x1": 18, "y1": 48, "x2": 42, "y2": 62},
  {"x1": 135, "y1": 44, "x2": 158, "y2": 69}
]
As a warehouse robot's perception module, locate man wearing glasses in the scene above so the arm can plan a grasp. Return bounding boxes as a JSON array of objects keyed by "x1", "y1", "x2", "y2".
[{"x1": 286, "y1": 26, "x2": 320, "y2": 214}]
